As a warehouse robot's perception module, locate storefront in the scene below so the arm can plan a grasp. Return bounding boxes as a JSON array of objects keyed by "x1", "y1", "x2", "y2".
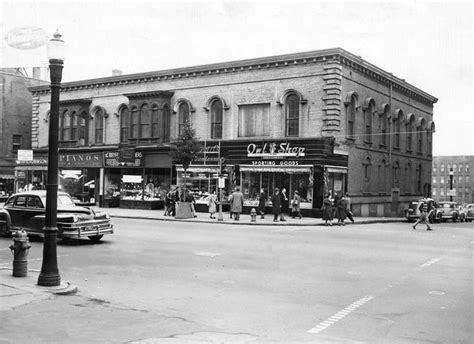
[{"x1": 187, "y1": 138, "x2": 347, "y2": 216}]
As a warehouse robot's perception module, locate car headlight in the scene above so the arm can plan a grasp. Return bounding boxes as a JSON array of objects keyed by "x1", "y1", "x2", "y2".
[
  {"x1": 105, "y1": 213, "x2": 110, "y2": 219},
  {"x1": 72, "y1": 215, "x2": 79, "y2": 223}
]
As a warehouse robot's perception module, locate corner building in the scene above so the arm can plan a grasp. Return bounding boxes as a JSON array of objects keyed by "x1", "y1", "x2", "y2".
[{"x1": 27, "y1": 48, "x2": 437, "y2": 216}]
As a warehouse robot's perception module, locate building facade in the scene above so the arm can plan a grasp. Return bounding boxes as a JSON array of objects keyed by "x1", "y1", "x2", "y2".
[
  {"x1": 431, "y1": 156, "x2": 473, "y2": 204},
  {"x1": 26, "y1": 48, "x2": 437, "y2": 216},
  {"x1": 0, "y1": 68, "x2": 47, "y2": 195}
]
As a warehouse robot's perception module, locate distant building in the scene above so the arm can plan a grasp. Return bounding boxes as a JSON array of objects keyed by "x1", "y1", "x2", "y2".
[
  {"x1": 0, "y1": 68, "x2": 47, "y2": 194},
  {"x1": 431, "y1": 156, "x2": 473, "y2": 204},
  {"x1": 27, "y1": 48, "x2": 437, "y2": 216}
]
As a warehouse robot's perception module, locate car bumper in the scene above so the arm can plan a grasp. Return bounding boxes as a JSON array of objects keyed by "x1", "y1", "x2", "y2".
[{"x1": 63, "y1": 223, "x2": 114, "y2": 239}]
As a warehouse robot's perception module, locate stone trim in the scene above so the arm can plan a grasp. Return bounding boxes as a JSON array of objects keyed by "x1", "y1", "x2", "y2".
[{"x1": 322, "y1": 61, "x2": 343, "y2": 136}]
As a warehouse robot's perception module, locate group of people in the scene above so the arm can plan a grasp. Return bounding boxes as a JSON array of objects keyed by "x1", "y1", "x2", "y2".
[
  {"x1": 321, "y1": 192, "x2": 354, "y2": 226},
  {"x1": 164, "y1": 186, "x2": 198, "y2": 217},
  {"x1": 256, "y1": 187, "x2": 304, "y2": 222}
]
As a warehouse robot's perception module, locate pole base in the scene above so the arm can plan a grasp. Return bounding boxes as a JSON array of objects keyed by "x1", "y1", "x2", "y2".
[{"x1": 37, "y1": 272, "x2": 61, "y2": 287}]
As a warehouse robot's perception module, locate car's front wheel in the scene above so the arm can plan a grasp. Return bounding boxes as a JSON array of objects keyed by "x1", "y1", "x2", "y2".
[{"x1": 88, "y1": 235, "x2": 103, "y2": 242}]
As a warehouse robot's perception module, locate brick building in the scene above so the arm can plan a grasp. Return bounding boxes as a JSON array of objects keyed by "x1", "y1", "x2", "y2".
[
  {"x1": 0, "y1": 68, "x2": 47, "y2": 195},
  {"x1": 431, "y1": 156, "x2": 473, "y2": 204},
  {"x1": 26, "y1": 48, "x2": 437, "y2": 216}
]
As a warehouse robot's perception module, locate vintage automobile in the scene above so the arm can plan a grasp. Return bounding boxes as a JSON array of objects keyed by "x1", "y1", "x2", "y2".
[
  {"x1": 405, "y1": 198, "x2": 441, "y2": 223},
  {"x1": 463, "y1": 204, "x2": 474, "y2": 222},
  {"x1": 437, "y1": 201, "x2": 461, "y2": 222},
  {"x1": 0, "y1": 191, "x2": 113, "y2": 241}
]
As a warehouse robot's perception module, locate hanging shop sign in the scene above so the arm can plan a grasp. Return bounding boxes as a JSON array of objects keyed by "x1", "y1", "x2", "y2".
[
  {"x1": 104, "y1": 151, "x2": 143, "y2": 167},
  {"x1": 247, "y1": 142, "x2": 305, "y2": 158},
  {"x1": 194, "y1": 144, "x2": 221, "y2": 164}
]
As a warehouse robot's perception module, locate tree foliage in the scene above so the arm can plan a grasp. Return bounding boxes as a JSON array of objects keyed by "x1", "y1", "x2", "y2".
[{"x1": 171, "y1": 120, "x2": 202, "y2": 174}]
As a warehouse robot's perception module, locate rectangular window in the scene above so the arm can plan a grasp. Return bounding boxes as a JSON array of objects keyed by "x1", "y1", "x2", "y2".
[
  {"x1": 440, "y1": 176, "x2": 444, "y2": 184},
  {"x1": 432, "y1": 177, "x2": 436, "y2": 184},
  {"x1": 458, "y1": 164, "x2": 463, "y2": 172},
  {"x1": 466, "y1": 164, "x2": 470, "y2": 173},
  {"x1": 12, "y1": 135, "x2": 22, "y2": 152},
  {"x1": 459, "y1": 176, "x2": 463, "y2": 184},
  {"x1": 238, "y1": 104, "x2": 270, "y2": 137},
  {"x1": 433, "y1": 166, "x2": 437, "y2": 173},
  {"x1": 440, "y1": 189, "x2": 444, "y2": 196},
  {"x1": 432, "y1": 189, "x2": 436, "y2": 196},
  {"x1": 441, "y1": 164, "x2": 445, "y2": 172}
]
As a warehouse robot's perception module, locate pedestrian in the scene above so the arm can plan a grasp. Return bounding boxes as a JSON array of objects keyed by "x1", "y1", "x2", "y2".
[
  {"x1": 271, "y1": 188, "x2": 286, "y2": 222},
  {"x1": 337, "y1": 196, "x2": 347, "y2": 225},
  {"x1": 258, "y1": 188, "x2": 267, "y2": 219},
  {"x1": 184, "y1": 189, "x2": 197, "y2": 218},
  {"x1": 281, "y1": 187, "x2": 289, "y2": 216},
  {"x1": 345, "y1": 192, "x2": 354, "y2": 223},
  {"x1": 207, "y1": 190, "x2": 218, "y2": 219},
  {"x1": 322, "y1": 192, "x2": 334, "y2": 226},
  {"x1": 333, "y1": 192, "x2": 340, "y2": 220},
  {"x1": 230, "y1": 187, "x2": 244, "y2": 220},
  {"x1": 413, "y1": 198, "x2": 432, "y2": 230},
  {"x1": 291, "y1": 190, "x2": 302, "y2": 219}
]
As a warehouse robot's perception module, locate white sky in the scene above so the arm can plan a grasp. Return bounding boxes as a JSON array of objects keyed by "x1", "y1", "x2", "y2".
[{"x1": 1, "y1": 0, "x2": 472, "y2": 156}]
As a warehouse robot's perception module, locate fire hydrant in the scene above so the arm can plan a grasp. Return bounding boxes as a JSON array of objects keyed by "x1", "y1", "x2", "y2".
[
  {"x1": 250, "y1": 208, "x2": 257, "y2": 222},
  {"x1": 9, "y1": 229, "x2": 31, "y2": 277}
]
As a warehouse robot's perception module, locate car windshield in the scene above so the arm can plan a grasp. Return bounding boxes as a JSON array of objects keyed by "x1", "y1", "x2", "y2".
[
  {"x1": 467, "y1": 204, "x2": 474, "y2": 209},
  {"x1": 441, "y1": 203, "x2": 454, "y2": 208},
  {"x1": 58, "y1": 194, "x2": 75, "y2": 207}
]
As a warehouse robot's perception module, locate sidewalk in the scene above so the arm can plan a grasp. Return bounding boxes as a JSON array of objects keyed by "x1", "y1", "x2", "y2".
[{"x1": 91, "y1": 205, "x2": 405, "y2": 226}]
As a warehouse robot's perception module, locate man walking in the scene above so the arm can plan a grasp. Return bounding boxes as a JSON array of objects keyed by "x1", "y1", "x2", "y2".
[
  {"x1": 413, "y1": 198, "x2": 432, "y2": 231},
  {"x1": 271, "y1": 188, "x2": 285, "y2": 222},
  {"x1": 230, "y1": 187, "x2": 244, "y2": 221}
]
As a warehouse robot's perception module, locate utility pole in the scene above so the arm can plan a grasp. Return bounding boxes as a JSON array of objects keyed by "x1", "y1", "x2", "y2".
[{"x1": 217, "y1": 141, "x2": 224, "y2": 221}]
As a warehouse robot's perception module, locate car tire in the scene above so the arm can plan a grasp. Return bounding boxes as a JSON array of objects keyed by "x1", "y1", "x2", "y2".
[
  {"x1": 453, "y1": 214, "x2": 458, "y2": 223},
  {"x1": 88, "y1": 235, "x2": 103, "y2": 242},
  {"x1": 0, "y1": 222, "x2": 10, "y2": 237}
]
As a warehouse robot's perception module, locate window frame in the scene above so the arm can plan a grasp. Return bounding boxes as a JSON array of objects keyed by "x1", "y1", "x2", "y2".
[
  {"x1": 94, "y1": 108, "x2": 104, "y2": 144},
  {"x1": 210, "y1": 99, "x2": 223, "y2": 139},
  {"x1": 285, "y1": 93, "x2": 300, "y2": 137}
]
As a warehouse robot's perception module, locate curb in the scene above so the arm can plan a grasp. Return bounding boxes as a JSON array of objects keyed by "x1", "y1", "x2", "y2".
[{"x1": 108, "y1": 214, "x2": 405, "y2": 226}]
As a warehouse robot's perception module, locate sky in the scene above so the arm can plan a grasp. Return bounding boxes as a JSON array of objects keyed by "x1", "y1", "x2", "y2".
[{"x1": 1, "y1": 0, "x2": 472, "y2": 156}]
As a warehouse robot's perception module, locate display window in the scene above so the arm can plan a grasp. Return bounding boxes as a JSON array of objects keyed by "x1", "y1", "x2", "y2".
[
  {"x1": 240, "y1": 165, "x2": 313, "y2": 208},
  {"x1": 325, "y1": 167, "x2": 348, "y2": 198},
  {"x1": 176, "y1": 165, "x2": 220, "y2": 203},
  {"x1": 59, "y1": 168, "x2": 97, "y2": 204}
]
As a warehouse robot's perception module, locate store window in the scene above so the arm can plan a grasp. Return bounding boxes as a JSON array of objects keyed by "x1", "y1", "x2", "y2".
[
  {"x1": 59, "y1": 168, "x2": 97, "y2": 204},
  {"x1": 238, "y1": 103, "x2": 270, "y2": 137},
  {"x1": 176, "y1": 165, "x2": 220, "y2": 203},
  {"x1": 285, "y1": 94, "x2": 299, "y2": 137}
]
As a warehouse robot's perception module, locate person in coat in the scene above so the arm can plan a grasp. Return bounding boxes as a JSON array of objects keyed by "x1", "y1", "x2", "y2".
[
  {"x1": 345, "y1": 192, "x2": 354, "y2": 223},
  {"x1": 337, "y1": 196, "x2": 347, "y2": 225},
  {"x1": 258, "y1": 188, "x2": 267, "y2": 219},
  {"x1": 291, "y1": 190, "x2": 302, "y2": 219},
  {"x1": 322, "y1": 193, "x2": 334, "y2": 226},
  {"x1": 281, "y1": 187, "x2": 289, "y2": 216},
  {"x1": 207, "y1": 191, "x2": 218, "y2": 219},
  {"x1": 271, "y1": 188, "x2": 285, "y2": 222},
  {"x1": 230, "y1": 187, "x2": 244, "y2": 221}
]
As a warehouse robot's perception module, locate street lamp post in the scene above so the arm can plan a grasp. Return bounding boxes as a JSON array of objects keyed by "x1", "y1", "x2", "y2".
[
  {"x1": 37, "y1": 31, "x2": 66, "y2": 287},
  {"x1": 449, "y1": 168, "x2": 454, "y2": 202}
]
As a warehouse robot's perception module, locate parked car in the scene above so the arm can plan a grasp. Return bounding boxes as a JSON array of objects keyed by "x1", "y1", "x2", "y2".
[
  {"x1": 405, "y1": 198, "x2": 441, "y2": 223},
  {"x1": 0, "y1": 191, "x2": 113, "y2": 241},
  {"x1": 437, "y1": 201, "x2": 460, "y2": 222},
  {"x1": 464, "y1": 204, "x2": 474, "y2": 222}
]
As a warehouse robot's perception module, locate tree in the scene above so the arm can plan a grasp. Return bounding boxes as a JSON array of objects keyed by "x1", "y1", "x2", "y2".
[{"x1": 171, "y1": 121, "x2": 202, "y2": 201}]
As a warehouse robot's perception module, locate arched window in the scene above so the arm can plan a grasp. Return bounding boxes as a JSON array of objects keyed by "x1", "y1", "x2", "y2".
[
  {"x1": 140, "y1": 104, "x2": 150, "y2": 138},
  {"x1": 94, "y1": 108, "x2": 104, "y2": 144},
  {"x1": 285, "y1": 94, "x2": 299, "y2": 137},
  {"x1": 394, "y1": 111, "x2": 403, "y2": 149},
  {"x1": 380, "y1": 105, "x2": 389, "y2": 147},
  {"x1": 407, "y1": 162, "x2": 413, "y2": 193},
  {"x1": 178, "y1": 102, "x2": 190, "y2": 136},
  {"x1": 119, "y1": 106, "x2": 129, "y2": 143},
  {"x1": 417, "y1": 118, "x2": 426, "y2": 154},
  {"x1": 363, "y1": 156, "x2": 372, "y2": 181},
  {"x1": 346, "y1": 93, "x2": 357, "y2": 139},
  {"x1": 163, "y1": 104, "x2": 170, "y2": 142},
  {"x1": 364, "y1": 100, "x2": 374, "y2": 143},
  {"x1": 392, "y1": 160, "x2": 400, "y2": 187},
  {"x1": 427, "y1": 121, "x2": 435, "y2": 156},
  {"x1": 61, "y1": 110, "x2": 70, "y2": 141},
  {"x1": 151, "y1": 104, "x2": 160, "y2": 138},
  {"x1": 70, "y1": 111, "x2": 77, "y2": 141},
  {"x1": 78, "y1": 111, "x2": 88, "y2": 145},
  {"x1": 210, "y1": 99, "x2": 223, "y2": 139},
  {"x1": 130, "y1": 106, "x2": 139, "y2": 139},
  {"x1": 406, "y1": 115, "x2": 415, "y2": 152}
]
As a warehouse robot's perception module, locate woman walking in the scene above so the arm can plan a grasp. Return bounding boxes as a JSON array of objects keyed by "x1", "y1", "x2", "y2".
[
  {"x1": 207, "y1": 191, "x2": 218, "y2": 219},
  {"x1": 291, "y1": 190, "x2": 302, "y2": 219},
  {"x1": 322, "y1": 193, "x2": 334, "y2": 226},
  {"x1": 258, "y1": 188, "x2": 267, "y2": 219}
]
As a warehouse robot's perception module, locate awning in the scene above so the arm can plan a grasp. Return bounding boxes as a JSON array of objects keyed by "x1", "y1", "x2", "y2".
[
  {"x1": 176, "y1": 165, "x2": 220, "y2": 173},
  {"x1": 0, "y1": 174, "x2": 15, "y2": 179},
  {"x1": 240, "y1": 165, "x2": 312, "y2": 173}
]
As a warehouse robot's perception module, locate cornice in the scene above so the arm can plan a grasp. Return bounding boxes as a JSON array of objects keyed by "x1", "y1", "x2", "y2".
[
  {"x1": 29, "y1": 48, "x2": 437, "y2": 105},
  {"x1": 124, "y1": 90, "x2": 174, "y2": 99}
]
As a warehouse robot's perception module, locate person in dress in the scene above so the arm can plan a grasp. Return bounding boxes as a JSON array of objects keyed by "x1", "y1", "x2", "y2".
[
  {"x1": 322, "y1": 192, "x2": 334, "y2": 226},
  {"x1": 207, "y1": 190, "x2": 218, "y2": 219},
  {"x1": 291, "y1": 190, "x2": 302, "y2": 219}
]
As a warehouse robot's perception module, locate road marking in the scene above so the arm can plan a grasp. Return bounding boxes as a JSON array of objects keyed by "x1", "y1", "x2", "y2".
[
  {"x1": 308, "y1": 295, "x2": 374, "y2": 334},
  {"x1": 194, "y1": 252, "x2": 220, "y2": 258},
  {"x1": 419, "y1": 257, "x2": 441, "y2": 269}
]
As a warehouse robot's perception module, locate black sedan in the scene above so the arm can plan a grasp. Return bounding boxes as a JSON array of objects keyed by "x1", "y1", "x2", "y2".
[{"x1": 0, "y1": 191, "x2": 113, "y2": 241}]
